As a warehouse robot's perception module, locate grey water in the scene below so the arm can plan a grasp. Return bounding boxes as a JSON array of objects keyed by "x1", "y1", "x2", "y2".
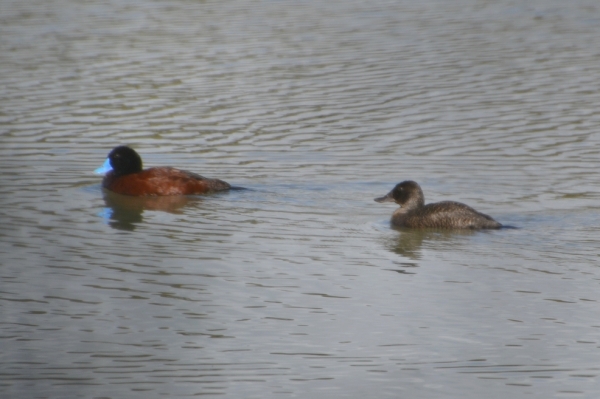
[{"x1": 2, "y1": 0, "x2": 600, "y2": 398}]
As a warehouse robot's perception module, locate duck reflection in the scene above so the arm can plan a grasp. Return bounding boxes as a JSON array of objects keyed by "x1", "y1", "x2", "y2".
[
  {"x1": 384, "y1": 227, "x2": 478, "y2": 260},
  {"x1": 99, "y1": 191, "x2": 199, "y2": 231}
]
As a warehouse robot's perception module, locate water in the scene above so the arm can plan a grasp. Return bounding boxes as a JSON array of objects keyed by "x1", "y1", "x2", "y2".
[{"x1": 2, "y1": 0, "x2": 600, "y2": 398}]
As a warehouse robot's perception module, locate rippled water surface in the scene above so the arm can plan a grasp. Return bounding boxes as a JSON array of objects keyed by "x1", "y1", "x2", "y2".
[{"x1": 2, "y1": 0, "x2": 600, "y2": 398}]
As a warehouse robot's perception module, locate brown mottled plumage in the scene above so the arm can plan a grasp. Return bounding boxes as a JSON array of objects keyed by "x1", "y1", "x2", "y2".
[
  {"x1": 375, "y1": 180, "x2": 502, "y2": 229},
  {"x1": 98, "y1": 146, "x2": 231, "y2": 196}
]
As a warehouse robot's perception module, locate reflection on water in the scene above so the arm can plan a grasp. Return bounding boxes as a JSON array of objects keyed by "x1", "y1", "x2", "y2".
[
  {"x1": 383, "y1": 227, "x2": 479, "y2": 260},
  {"x1": 100, "y1": 190, "x2": 199, "y2": 230},
  {"x1": 3, "y1": 0, "x2": 600, "y2": 398}
]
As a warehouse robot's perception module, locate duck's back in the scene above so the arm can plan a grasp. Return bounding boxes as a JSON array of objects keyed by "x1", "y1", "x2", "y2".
[
  {"x1": 392, "y1": 201, "x2": 502, "y2": 229},
  {"x1": 103, "y1": 167, "x2": 231, "y2": 196}
]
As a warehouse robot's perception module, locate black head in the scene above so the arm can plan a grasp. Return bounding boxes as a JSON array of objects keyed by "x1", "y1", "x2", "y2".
[
  {"x1": 107, "y1": 146, "x2": 143, "y2": 176},
  {"x1": 374, "y1": 180, "x2": 425, "y2": 207}
]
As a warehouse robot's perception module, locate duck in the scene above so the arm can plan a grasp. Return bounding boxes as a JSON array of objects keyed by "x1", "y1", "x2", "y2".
[
  {"x1": 95, "y1": 146, "x2": 231, "y2": 196},
  {"x1": 375, "y1": 180, "x2": 502, "y2": 229}
]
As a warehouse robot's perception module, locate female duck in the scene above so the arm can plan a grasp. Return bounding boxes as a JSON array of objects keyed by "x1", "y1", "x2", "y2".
[
  {"x1": 375, "y1": 180, "x2": 502, "y2": 229},
  {"x1": 95, "y1": 146, "x2": 231, "y2": 196}
]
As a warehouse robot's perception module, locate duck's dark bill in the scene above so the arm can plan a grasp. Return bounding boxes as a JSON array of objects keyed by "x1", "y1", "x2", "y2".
[{"x1": 374, "y1": 192, "x2": 394, "y2": 203}]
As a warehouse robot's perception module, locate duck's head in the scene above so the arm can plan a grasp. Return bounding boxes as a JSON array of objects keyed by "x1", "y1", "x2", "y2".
[
  {"x1": 374, "y1": 180, "x2": 425, "y2": 208},
  {"x1": 95, "y1": 146, "x2": 143, "y2": 176}
]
